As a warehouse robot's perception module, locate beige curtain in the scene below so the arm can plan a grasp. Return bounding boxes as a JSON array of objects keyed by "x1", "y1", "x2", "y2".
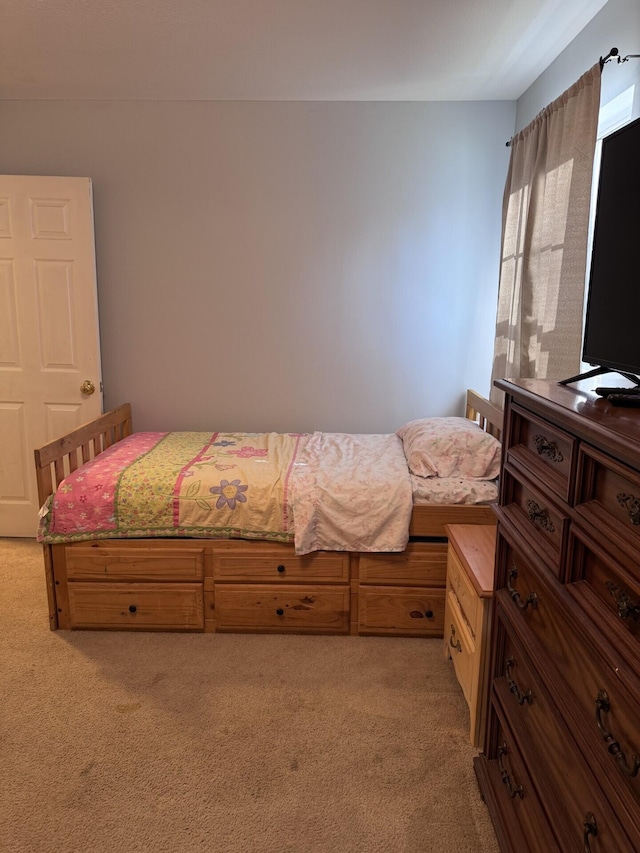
[{"x1": 490, "y1": 64, "x2": 602, "y2": 404}]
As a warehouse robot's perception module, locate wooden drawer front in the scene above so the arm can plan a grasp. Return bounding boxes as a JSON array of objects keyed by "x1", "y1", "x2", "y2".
[
  {"x1": 447, "y1": 546, "x2": 479, "y2": 635},
  {"x1": 501, "y1": 466, "x2": 568, "y2": 577},
  {"x1": 358, "y1": 586, "x2": 445, "y2": 636},
  {"x1": 506, "y1": 404, "x2": 577, "y2": 503},
  {"x1": 567, "y1": 528, "x2": 640, "y2": 653},
  {"x1": 215, "y1": 584, "x2": 349, "y2": 633},
  {"x1": 482, "y1": 701, "x2": 561, "y2": 852},
  {"x1": 66, "y1": 544, "x2": 204, "y2": 581},
  {"x1": 358, "y1": 541, "x2": 447, "y2": 586},
  {"x1": 576, "y1": 445, "x2": 640, "y2": 561},
  {"x1": 212, "y1": 542, "x2": 349, "y2": 583},
  {"x1": 446, "y1": 590, "x2": 475, "y2": 705},
  {"x1": 68, "y1": 582, "x2": 204, "y2": 630},
  {"x1": 493, "y1": 653, "x2": 634, "y2": 851},
  {"x1": 497, "y1": 549, "x2": 640, "y2": 809}
]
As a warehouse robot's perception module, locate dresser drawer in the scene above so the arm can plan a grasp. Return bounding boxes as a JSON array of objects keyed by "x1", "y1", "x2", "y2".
[
  {"x1": 576, "y1": 444, "x2": 640, "y2": 562},
  {"x1": 501, "y1": 466, "x2": 569, "y2": 577},
  {"x1": 212, "y1": 541, "x2": 349, "y2": 583},
  {"x1": 506, "y1": 404, "x2": 577, "y2": 503},
  {"x1": 497, "y1": 531, "x2": 640, "y2": 812},
  {"x1": 446, "y1": 590, "x2": 475, "y2": 706},
  {"x1": 481, "y1": 699, "x2": 560, "y2": 852},
  {"x1": 567, "y1": 527, "x2": 640, "y2": 655},
  {"x1": 215, "y1": 584, "x2": 349, "y2": 633},
  {"x1": 68, "y1": 582, "x2": 204, "y2": 630},
  {"x1": 493, "y1": 613, "x2": 636, "y2": 853},
  {"x1": 65, "y1": 543, "x2": 204, "y2": 581},
  {"x1": 358, "y1": 541, "x2": 447, "y2": 586},
  {"x1": 358, "y1": 586, "x2": 444, "y2": 636}
]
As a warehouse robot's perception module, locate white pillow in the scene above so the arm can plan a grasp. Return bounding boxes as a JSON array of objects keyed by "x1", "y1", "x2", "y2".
[{"x1": 396, "y1": 417, "x2": 501, "y2": 479}]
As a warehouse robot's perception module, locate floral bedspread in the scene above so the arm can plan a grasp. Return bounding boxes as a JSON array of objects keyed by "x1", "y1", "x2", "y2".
[
  {"x1": 38, "y1": 430, "x2": 303, "y2": 545},
  {"x1": 36, "y1": 430, "x2": 414, "y2": 554}
]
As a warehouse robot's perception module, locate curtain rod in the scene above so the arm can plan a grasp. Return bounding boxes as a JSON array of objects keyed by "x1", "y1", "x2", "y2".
[
  {"x1": 600, "y1": 47, "x2": 640, "y2": 68},
  {"x1": 506, "y1": 48, "x2": 640, "y2": 146}
]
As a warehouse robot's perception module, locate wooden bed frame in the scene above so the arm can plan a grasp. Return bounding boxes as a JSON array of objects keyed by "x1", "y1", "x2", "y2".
[{"x1": 35, "y1": 390, "x2": 503, "y2": 637}]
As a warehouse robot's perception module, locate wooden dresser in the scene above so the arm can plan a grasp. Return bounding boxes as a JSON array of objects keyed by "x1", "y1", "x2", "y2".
[{"x1": 475, "y1": 379, "x2": 640, "y2": 852}]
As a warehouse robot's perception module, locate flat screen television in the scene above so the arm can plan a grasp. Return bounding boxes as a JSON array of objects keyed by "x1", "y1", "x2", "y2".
[{"x1": 577, "y1": 114, "x2": 640, "y2": 384}]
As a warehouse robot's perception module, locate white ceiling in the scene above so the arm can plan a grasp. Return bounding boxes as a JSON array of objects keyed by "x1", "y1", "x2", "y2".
[{"x1": 1, "y1": 0, "x2": 609, "y2": 102}]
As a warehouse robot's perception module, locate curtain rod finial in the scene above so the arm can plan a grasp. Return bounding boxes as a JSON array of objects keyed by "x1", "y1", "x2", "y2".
[{"x1": 600, "y1": 47, "x2": 619, "y2": 68}]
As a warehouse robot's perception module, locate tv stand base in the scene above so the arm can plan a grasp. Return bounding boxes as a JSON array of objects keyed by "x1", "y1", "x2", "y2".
[{"x1": 558, "y1": 366, "x2": 640, "y2": 386}]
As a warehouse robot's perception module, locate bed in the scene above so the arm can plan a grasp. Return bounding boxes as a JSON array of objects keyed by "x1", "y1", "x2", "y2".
[{"x1": 34, "y1": 390, "x2": 503, "y2": 637}]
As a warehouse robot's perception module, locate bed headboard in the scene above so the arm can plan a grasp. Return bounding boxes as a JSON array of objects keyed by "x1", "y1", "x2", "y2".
[{"x1": 465, "y1": 389, "x2": 503, "y2": 440}]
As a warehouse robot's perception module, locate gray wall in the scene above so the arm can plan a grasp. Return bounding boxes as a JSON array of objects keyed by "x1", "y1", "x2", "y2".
[
  {"x1": 0, "y1": 99, "x2": 514, "y2": 432},
  {"x1": 516, "y1": 0, "x2": 640, "y2": 130}
]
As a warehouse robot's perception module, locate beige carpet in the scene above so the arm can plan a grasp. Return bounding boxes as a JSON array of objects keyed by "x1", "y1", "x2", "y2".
[{"x1": 1, "y1": 538, "x2": 499, "y2": 853}]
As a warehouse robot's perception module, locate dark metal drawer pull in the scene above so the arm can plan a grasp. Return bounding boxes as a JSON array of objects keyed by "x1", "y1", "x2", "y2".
[
  {"x1": 507, "y1": 567, "x2": 538, "y2": 611},
  {"x1": 583, "y1": 813, "x2": 598, "y2": 852},
  {"x1": 595, "y1": 690, "x2": 640, "y2": 778},
  {"x1": 497, "y1": 743, "x2": 524, "y2": 798},
  {"x1": 616, "y1": 492, "x2": 640, "y2": 526},
  {"x1": 533, "y1": 434, "x2": 563, "y2": 463},
  {"x1": 525, "y1": 499, "x2": 555, "y2": 532},
  {"x1": 605, "y1": 580, "x2": 640, "y2": 622},
  {"x1": 449, "y1": 624, "x2": 462, "y2": 653},
  {"x1": 505, "y1": 657, "x2": 533, "y2": 705}
]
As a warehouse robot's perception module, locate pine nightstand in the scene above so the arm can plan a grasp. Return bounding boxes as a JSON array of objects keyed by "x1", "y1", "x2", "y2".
[{"x1": 443, "y1": 524, "x2": 496, "y2": 748}]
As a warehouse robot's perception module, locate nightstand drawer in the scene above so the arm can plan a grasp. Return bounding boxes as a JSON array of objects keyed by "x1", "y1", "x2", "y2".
[
  {"x1": 447, "y1": 546, "x2": 479, "y2": 635},
  {"x1": 446, "y1": 590, "x2": 475, "y2": 706}
]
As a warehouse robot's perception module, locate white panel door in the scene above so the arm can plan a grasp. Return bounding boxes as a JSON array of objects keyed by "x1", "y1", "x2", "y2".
[{"x1": 0, "y1": 176, "x2": 102, "y2": 537}]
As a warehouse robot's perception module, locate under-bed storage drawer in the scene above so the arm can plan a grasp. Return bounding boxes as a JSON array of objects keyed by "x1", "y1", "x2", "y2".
[
  {"x1": 358, "y1": 586, "x2": 445, "y2": 636},
  {"x1": 67, "y1": 582, "x2": 204, "y2": 630},
  {"x1": 65, "y1": 543, "x2": 204, "y2": 581},
  {"x1": 358, "y1": 541, "x2": 447, "y2": 585},
  {"x1": 212, "y1": 540, "x2": 349, "y2": 582},
  {"x1": 215, "y1": 584, "x2": 350, "y2": 633}
]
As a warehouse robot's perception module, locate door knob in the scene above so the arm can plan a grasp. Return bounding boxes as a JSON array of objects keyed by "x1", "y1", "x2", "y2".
[{"x1": 80, "y1": 380, "x2": 96, "y2": 395}]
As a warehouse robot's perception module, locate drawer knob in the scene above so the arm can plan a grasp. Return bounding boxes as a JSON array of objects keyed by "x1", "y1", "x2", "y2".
[
  {"x1": 525, "y1": 499, "x2": 555, "y2": 532},
  {"x1": 533, "y1": 434, "x2": 563, "y2": 463},
  {"x1": 449, "y1": 625, "x2": 462, "y2": 653},
  {"x1": 276, "y1": 608, "x2": 284, "y2": 616},
  {"x1": 277, "y1": 564, "x2": 286, "y2": 573},
  {"x1": 505, "y1": 657, "x2": 533, "y2": 705},
  {"x1": 129, "y1": 605, "x2": 137, "y2": 613},
  {"x1": 507, "y1": 567, "x2": 538, "y2": 611},
  {"x1": 595, "y1": 690, "x2": 640, "y2": 778},
  {"x1": 424, "y1": 609, "x2": 433, "y2": 619},
  {"x1": 583, "y1": 813, "x2": 598, "y2": 851},
  {"x1": 497, "y1": 743, "x2": 524, "y2": 799}
]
